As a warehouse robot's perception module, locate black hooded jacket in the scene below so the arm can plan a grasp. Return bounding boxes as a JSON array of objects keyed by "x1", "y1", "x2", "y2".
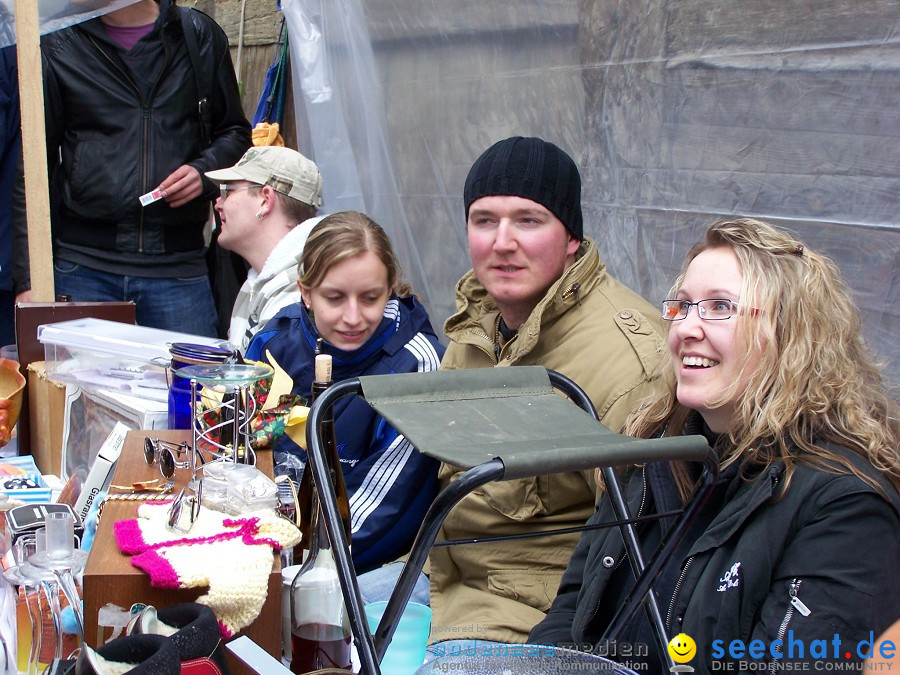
[{"x1": 530, "y1": 439, "x2": 900, "y2": 674}]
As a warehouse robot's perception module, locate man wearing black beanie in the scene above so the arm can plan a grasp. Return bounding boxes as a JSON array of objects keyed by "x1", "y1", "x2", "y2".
[{"x1": 429, "y1": 136, "x2": 669, "y2": 643}]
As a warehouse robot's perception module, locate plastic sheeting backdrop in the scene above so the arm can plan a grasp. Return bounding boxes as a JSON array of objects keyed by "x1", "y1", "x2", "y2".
[
  {"x1": 0, "y1": 0, "x2": 142, "y2": 47},
  {"x1": 283, "y1": 0, "x2": 898, "y2": 385}
]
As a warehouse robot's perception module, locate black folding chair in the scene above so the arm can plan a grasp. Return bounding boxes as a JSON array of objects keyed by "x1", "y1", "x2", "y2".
[{"x1": 304, "y1": 366, "x2": 718, "y2": 674}]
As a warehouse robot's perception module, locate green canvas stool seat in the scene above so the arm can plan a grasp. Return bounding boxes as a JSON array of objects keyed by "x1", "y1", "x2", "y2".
[{"x1": 303, "y1": 366, "x2": 717, "y2": 674}]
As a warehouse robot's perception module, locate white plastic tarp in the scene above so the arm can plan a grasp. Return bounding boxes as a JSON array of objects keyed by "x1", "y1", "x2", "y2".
[
  {"x1": 0, "y1": 0, "x2": 141, "y2": 48},
  {"x1": 282, "y1": 0, "x2": 899, "y2": 384}
]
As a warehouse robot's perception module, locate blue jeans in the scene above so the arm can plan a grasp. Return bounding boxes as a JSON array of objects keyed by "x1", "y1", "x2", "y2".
[
  {"x1": 357, "y1": 562, "x2": 431, "y2": 607},
  {"x1": 54, "y1": 260, "x2": 218, "y2": 337}
]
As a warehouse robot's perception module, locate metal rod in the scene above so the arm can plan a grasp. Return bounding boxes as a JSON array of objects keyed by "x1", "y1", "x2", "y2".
[
  {"x1": 305, "y1": 378, "x2": 381, "y2": 674},
  {"x1": 373, "y1": 460, "x2": 505, "y2": 662},
  {"x1": 232, "y1": 384, "x2": 241, "y2": 463},
  {"x1": 190, "y1": 378, "x2": 200, "y2": 478},
  {"x1": 601, "y1": 449, "x2": 720, "y2": 669}
]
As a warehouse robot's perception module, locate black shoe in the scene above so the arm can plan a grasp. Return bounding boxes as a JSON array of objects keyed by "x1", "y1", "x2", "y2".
[
  {"x1": 129, "y1": 603, "x2": 231, "y2": 675},
  {"x1": 75, "y1": 634, "x2": 180, "y2": 674}
]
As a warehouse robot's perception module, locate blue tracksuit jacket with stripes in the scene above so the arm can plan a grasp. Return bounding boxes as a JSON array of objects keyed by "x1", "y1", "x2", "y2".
[{"x1": 246, "y1": 294, "x2": 444, "y2": 572}]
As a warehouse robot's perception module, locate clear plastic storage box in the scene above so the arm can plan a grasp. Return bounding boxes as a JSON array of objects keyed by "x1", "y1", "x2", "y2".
[{"x1": 37, "y1": 318, "x2": 228, "y2": 394}]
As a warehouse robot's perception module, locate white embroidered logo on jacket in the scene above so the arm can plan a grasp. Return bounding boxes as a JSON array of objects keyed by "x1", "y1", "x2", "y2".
[{"x1": 717, "y1": 561, "x2": 742, "y2": 592}]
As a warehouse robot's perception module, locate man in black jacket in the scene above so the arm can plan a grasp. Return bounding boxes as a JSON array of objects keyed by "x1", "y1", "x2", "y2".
[{"x1": 13, "y1": 0, "x2": 250, "y2": 336}]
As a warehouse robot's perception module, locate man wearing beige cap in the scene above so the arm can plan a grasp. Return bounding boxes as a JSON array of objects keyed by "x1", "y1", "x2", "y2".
[{"x1": 206, "y1": 146, "x2": 324, "y2": 351}]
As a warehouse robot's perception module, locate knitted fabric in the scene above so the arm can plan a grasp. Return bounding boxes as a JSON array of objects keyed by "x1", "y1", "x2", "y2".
[{"x1": 114, "y1": 502, "x2": 301, "y2": 637}]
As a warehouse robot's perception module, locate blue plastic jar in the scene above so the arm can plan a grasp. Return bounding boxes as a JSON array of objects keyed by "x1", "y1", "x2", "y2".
[{"x1": 167, "y1": 343, "x2": 234, "y2": 429}]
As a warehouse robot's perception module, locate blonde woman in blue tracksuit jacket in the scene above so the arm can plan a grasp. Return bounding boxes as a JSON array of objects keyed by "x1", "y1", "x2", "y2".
[{"x1": 245, "y1": 211, "x2": 444, "y2": 573}]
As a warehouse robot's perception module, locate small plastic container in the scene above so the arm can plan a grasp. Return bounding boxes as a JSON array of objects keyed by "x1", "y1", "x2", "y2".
[{"x1": 0, "y1": 456, "x2": 52, "y2": 503}]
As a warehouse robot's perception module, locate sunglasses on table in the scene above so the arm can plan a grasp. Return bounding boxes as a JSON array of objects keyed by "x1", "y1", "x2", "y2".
[
  {"x1": 167, "y1": 481, "x2": 202, "y2": 534},
  {"x1": 143, "y1": 437, "x2": 191, "y2": 479}
]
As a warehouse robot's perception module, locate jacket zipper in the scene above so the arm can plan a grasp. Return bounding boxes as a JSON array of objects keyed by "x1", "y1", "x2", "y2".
[
  {"x1": 608, "y1": 467, "x2": 649, "y2": 575},
  {"x1": 637, "y1": 466, "x2": 648, "y2": 519},
  {"x1": 87, "y1": 29, "x2": 169, "y2": 253},
  {"x1": 561, "y1": 281, "x2": 582, "y2": 303},
  {"x1": 139, "y1": 38, "x2": 169, "y2": 252},
  {"x1": 588, "y1": 467, "x2": 649, "y2": 623},
  {"x1": 774, "y1": 579, "x2": 811, "y2": 653},
  {"x1": 463, "y1": 327, "x2": 496, "y2": 363},
  {"x1": 666, "y1": 556, "x2": 693, "y2": 630},
  {"x1": 139, "y1": 106, "x2": 151, "y2": 251}
]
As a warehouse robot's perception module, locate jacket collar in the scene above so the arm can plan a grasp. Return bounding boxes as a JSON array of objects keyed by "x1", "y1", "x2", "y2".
[
  {"x1": 647, "y1": 412, "x2": 784, "y2": 558},
  {"x1": 257, "y1": 217, "x2": 320, "y2": 283},
  {"x1": 681, "y1": 462, "x2": 781, "y2": 559}
]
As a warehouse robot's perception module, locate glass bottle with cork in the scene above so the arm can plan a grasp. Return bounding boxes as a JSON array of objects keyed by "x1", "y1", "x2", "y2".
[
  {"x1": 289, "y1": 352, "x2": 353, "y2": 673},
  {"x1": 294, "y1": 344, "x2": 351, "y2": 556}
]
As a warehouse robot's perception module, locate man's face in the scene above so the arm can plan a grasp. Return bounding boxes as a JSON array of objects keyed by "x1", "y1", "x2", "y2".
[
  {"x1": 467, "y1": 195, "x2": 580, "y2": 328},
  {"x1": 213, "y1": 181, "x2": 261, "y2": 256}
]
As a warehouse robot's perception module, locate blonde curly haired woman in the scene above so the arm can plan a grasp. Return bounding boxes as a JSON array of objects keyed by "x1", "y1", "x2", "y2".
[{"x1": 531, "y1": 218, "x2": 900, "y2": 672}]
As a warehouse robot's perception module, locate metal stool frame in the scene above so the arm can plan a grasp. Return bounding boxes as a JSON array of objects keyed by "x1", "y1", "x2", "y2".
[{"x1": 304, "y1": 368, "x2": 718, "y2": 674}]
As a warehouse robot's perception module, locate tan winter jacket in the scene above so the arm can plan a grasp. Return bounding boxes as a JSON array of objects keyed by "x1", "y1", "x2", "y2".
[{"x1": 429, "y1": 238, "x2": 668, "y2": 644}]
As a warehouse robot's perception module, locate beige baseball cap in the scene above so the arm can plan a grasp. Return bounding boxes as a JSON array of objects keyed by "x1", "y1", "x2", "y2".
[{"x1": 206, "y1": 146, "x2": 323, "y2": 208}]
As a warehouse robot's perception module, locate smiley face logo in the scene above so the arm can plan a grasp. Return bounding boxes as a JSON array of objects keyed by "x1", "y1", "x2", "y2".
[{"x1": 668, "y1": 633, "x2": 697, "y2": 664}]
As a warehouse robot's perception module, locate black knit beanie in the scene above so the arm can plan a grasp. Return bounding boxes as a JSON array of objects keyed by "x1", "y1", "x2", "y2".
[{"x1": 463, "y1": 136, "x2": 583, "y2": 240}]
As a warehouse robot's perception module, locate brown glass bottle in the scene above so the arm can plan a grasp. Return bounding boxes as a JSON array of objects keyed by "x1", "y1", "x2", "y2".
[{"x1": 295, "y1": 353, "x2": 352, "y2": 557}]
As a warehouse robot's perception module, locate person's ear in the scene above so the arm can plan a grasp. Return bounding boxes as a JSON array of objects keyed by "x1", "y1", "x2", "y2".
[
  {"x1": 299, "y1": 283, "x2": 312, "y2": 310},
  {"x1": 257, "y1": 185, "x2": 277, "y2": 219}
]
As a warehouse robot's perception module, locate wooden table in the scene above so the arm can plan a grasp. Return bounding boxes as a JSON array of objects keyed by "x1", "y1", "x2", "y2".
[{"x1": 82, "y1": 429, "x2": 282, "y2": 673}]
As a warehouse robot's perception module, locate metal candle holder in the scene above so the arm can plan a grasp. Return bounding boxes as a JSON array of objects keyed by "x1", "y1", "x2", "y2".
[{"x1": 166, "y1": 363, "x2": 273, "y2": 532}]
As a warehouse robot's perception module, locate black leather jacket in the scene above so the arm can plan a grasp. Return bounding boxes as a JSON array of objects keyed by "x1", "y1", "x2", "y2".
[
  {"x1": 12, "y1": 0, "x2": 250, "y2": 290},
  {"x1": 530, "y1": 444, "x2": 900, "y2": 674}
]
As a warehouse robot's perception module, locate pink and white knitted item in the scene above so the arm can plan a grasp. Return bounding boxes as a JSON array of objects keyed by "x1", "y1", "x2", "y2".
[{"x1": 114, "y1": 502, "x2": 301, "y2": 637}]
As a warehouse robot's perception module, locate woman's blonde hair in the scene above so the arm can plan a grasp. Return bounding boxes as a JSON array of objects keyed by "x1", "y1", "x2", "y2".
[
  {"x1": 625, "y1": 217, "x2": 899, "y2": 499},
  {"x1": 299, "y1": 211, "x2": 412, "y2": 297}
]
